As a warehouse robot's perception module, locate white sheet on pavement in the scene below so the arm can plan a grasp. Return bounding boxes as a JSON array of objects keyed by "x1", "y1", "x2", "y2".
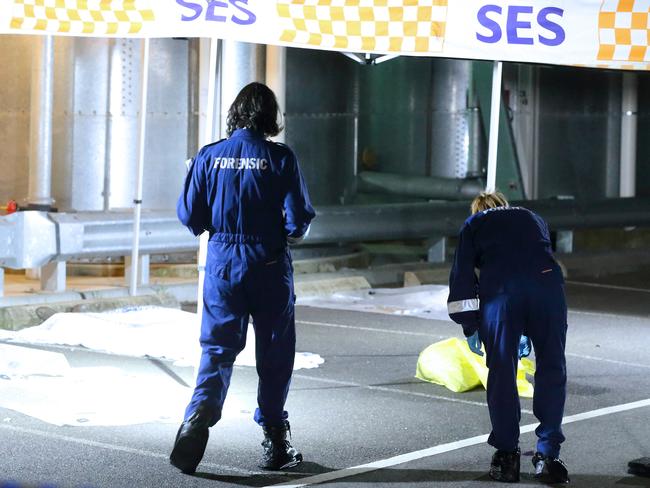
[
  {"x1": 297, "y1": 284, "x2": 452, "y2": 322},
  {"x1": 0, "y1": 307, "x2": 323, "y2": 427}
]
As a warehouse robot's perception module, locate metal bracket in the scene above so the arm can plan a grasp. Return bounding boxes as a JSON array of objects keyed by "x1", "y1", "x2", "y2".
[
  {"x1": 341, "y1": 52, "x2": 400, "y2": 65},
  {"x1": 41, "y1": 261, "x2": 66, "y2": 292},
  {"x1": 427, "y1": 237, "x2": 447, "y2": 263},
  {"x1": 554, "y1": 230, "x2": 574, "y2": 254},
  {"x1": 125, "y1": 254, "x2": 150, "y2": 287}
]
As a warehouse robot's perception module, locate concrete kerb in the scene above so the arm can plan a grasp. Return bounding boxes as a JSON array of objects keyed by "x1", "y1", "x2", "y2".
[
  {"x1": 0, "y1": 272, "x2": 376, "y2": 332},
  {"x1": 2, "y1": 251, "x2": 624, "y2": 332},
  {"x1": 2, "y1": 249, "x2": 645, "y2": 332},
  {"x1": 0, "y1": 291, "x2": 179, "y2": 331}
]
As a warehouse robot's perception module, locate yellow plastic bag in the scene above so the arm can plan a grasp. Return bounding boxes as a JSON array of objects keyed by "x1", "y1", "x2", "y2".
[
  {"x1": 415, "y1": 337, "x2": 480, "y2": 392},
  {"x1": 415, "y1": 337, "x2": 535, "y2": 398}
]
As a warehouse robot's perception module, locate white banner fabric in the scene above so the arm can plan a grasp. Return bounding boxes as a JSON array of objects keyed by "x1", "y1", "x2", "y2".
[{"x1": 1, "y1": 0, "x2": 649, "y2": 71}]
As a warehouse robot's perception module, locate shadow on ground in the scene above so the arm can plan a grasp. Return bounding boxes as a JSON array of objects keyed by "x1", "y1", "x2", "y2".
[{"x1": 191, "y1": 463, "x2": 650, "y2": 487}]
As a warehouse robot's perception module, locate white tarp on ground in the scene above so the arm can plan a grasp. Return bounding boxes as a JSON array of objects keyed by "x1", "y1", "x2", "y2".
[
  {"x1": 0, "y1": 287, "x2": 453, "y2": 426},
  {"x1": 0, "y1": 307, "x2": 323, "y2": 427},
  {"x1": 0, "y1": 343, "x2": 194, "y2": 427},
  {"x1": 298, "y1": 284, "x2": 452, "y2": 321},
  {"x1": 0, "y1": 307, "x2": 324, "y2": 369}
]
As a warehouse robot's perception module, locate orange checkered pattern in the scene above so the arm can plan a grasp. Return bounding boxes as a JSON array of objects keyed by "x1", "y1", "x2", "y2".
[
  {"x1": 277, "y1": 0, "x2": 448, "y2": 53},
  {"x1": 9, "y1": 0, "x2": 155, "y2": 35},
  {"x1": 598, "y1": 0, "x2": 650, "y2": 62}
]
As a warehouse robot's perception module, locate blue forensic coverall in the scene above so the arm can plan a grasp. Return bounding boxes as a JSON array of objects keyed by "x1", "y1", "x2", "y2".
[
  {"x1": 447, "y1": 206, "x2": 567, "y2": 458},
  {"x1": 177, "y1": 128, "x2": 315, "y2": 428}
]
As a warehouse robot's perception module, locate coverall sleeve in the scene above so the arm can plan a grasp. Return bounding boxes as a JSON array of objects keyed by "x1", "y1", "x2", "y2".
[
  {"x1": 176, "y1": 153, "x2": 210, "y2": 236},
  {"x1": 282, "y1": 150, "x2": 316, "y2": 240},
  {"x1": 447, "y1": 223, "x2": 480, "y2": 337}
]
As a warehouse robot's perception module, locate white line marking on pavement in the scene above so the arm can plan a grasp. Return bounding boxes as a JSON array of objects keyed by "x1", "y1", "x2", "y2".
[
  {"x1": 569, "y1": 309, "x2": 626, "y2": 319},
  {"x1": 566, "y1": 280, "x2": 650, "y2": 294},
  {"x1": 266, "y1": 398, "x2": 650, "y2": 488},
  {"x1": 568, "y1": 310, "x2": 650, "y2": 325},
  {"x1": 369, "y1": 385, "x2": 535, "y2": 416},
  {"x1": 294, "y1": 321, "x2": 535, "y2": 414},
  {"x1": 0, "y1": 423, "x2": 262, "y2": 476},
  {"x1": 297, "y1": 320, "x2": 445, "y2": 338},
  {"x1": 292, "y1": 374, "x2": 535, "y2": 415},
  {"x1": 566, "y1": 352, "x2": 650, "y2": 370}
]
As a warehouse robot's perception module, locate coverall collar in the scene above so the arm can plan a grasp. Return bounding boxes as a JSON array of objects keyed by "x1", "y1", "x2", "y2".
[{"x1": 231, "y1": 128, "x2": 265, "y2": 140}]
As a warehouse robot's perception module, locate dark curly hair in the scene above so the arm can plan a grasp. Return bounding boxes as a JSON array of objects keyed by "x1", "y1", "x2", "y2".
[{"x1": 226, "y1": 82, "x2": 282, "y2": 137}]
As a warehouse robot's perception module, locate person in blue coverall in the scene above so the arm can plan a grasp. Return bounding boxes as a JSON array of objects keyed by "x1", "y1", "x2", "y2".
[
  {"x1": 447, "y1": 191, "x2": 569, "y2": 484},
  {"x1": 170, "y1": 82, "x2": 315, "y2": 475}
]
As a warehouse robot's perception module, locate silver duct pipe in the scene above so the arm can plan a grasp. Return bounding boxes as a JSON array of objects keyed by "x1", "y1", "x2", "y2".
[
  {"x1": 196, "y1": 40, "x2": 264, "y2": 319},
  {"x1": 358, "y1": 171, "x2": 483, "y2": 200},
  {"x1": 3, "y1": 197, "x2": 650, "y2": 269},
  {"x1": 430, "y1": 59, "x2": 482, "y2": 179},
  {"x1": 219, "y1": 40, "x2": 266, "y2": 138},
  {"x1": 308, "y1": 197, "x2": 650, "y2": 244},
  {"x1": 27, "y1": 36, "x2": 55, "y2": 209}
]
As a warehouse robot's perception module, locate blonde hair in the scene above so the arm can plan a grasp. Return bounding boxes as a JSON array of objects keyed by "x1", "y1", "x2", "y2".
[{"x1": 471, "y1": 191, "x2": 509, "y2": 214}]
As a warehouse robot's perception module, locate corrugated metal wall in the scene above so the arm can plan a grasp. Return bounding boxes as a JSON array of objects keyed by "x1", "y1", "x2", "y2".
[
  {"x1": 0, "y1": 36, "x2": 188, "y2": 211},
  {"x1": 358, "y1": 57, "x2": 483, "y2": 182},
  {"x1": 284, "y1": 48, "x2": 358, "y2": 205},
  {"x1": 1, "y1": 37, "x2": 649, "y2": 209},
  {"x1": 358, "y1": 57, "x2": 431, "y2": 178},
  {"x1": 537, "y1": 67, "x2": 610, "y2": 199},
  {"x1": 0, "y1": 36, "x2": 32, "y2": 205}
]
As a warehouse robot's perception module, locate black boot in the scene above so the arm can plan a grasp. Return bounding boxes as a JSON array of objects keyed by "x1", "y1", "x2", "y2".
[
  {"x1": 489, "y1": 448, "x2": 521, "y2": 483},
  {"x1": 532, "y1": 452, "x2": 570, "y2": 483},
  {"x1": 259, "y1": 421, "x2": 303, "y2": 470},
  {"x1": 169, "y1": 406, "x2": 212, "y2": 475}
]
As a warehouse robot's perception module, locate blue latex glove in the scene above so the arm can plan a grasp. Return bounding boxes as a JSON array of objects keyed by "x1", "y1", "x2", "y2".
[
  {"x1": 519, "y1": 335, "x2": 531, "y2": 359},
  {"x1": 467, "y1": 331, "x2": 483, "y2": 356}
]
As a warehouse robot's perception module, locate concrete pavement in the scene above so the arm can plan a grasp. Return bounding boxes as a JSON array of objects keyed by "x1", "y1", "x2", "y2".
[{"x1": 0, "y1": 277, "x2": 649, "y2": 487}]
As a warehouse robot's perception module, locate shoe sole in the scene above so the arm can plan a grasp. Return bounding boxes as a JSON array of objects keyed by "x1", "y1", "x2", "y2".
[
  {"x1": 533, "y1": 459, "x2": 570, "y2": 483},
  {"x1": 534, "y1": 472, "x2": 570, "y2": 484},
  {"x1": 489, "y1": 472, "x2": 520, "y2": 483},
  {"x1": 170, "y1": 431, "x2": 209, "y2": 475},
  {"x1": 260, "y1": 453, "x2": 303, "y2": 471}
]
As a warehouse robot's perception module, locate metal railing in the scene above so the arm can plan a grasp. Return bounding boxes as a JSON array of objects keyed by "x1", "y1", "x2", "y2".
[{"x1": 2, "y1": 196, "x2": 650, "y2": 295}]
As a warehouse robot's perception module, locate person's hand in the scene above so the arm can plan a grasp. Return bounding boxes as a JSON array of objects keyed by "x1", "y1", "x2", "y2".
[
  {"x1": 467, "y1": 331, "x2": 483, "y2": 356},
  {"x1": 519, "y1": 335, "x2": 531, "y2": 359},
  {"x1": 287, "y1": 234, "x2": 304, "y2": 245}
]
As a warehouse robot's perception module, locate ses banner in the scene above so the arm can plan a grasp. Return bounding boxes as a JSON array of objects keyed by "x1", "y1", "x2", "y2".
[{"x1": 1, "y1": 0, "x2": 649, "y2": 71}]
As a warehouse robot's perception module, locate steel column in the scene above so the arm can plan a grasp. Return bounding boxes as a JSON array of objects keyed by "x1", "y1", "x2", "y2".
[
  {"x1": 187, "y1": 38, "x2": 201, "y2": 159},
  {"x1": 620, "y1": 72, "x2": 637, "y2": 197},
  {"x1": 486, "y1": 61, "x2": 503, "y2": 192},
  {"x1": 41, "y1": 261, "x2": 66, "y2": 292},
  {"x1": 196, "y1": 38, "x2": 220, "y2": 325},
  {"x1": 605, "y1": 74, "x2": 622, "y2": 198},
  {"x1": 125, "y1": 254, "x2": 150, "y2": 287},
  {"x1": 128, "y1": 38, "x2": 150, "y2": 296},
  {"x1": 266, "y1": 45, "x2": 286, "y2": 143}
]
